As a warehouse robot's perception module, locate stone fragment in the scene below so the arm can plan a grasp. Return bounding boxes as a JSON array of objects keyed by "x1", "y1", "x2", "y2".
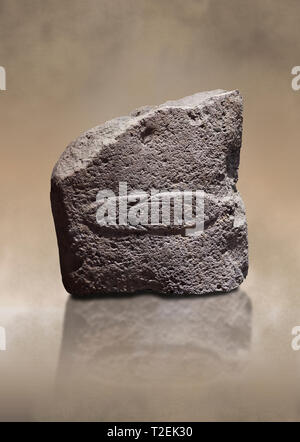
[{"x1": 51, "y1": 89, "x2": 248, "y2": 295}]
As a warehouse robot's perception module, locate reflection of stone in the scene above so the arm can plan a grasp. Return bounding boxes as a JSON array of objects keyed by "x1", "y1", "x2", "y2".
[{"x1": 57, "y1": 290, "x2": 251, "y2": 389}]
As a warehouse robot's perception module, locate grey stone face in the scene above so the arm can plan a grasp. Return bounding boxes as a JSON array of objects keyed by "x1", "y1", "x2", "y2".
[{"x1": 51, "y1": 89, "x2": 248, "y2": 296}]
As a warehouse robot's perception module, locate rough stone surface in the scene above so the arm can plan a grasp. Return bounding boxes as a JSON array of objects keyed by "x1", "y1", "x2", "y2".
[{"x1": 51, "y1": 89, "x2": 248, "y2": 296}]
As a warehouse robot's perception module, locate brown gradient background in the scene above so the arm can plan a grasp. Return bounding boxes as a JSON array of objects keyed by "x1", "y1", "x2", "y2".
[{"x1": 0, "y1": 0, "x2": 300, "y2": 421}]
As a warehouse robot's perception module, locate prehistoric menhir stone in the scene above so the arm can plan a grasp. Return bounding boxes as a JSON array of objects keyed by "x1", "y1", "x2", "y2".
[{"x1": 51, "y1": 89, "x2": 248, "y2": 296}]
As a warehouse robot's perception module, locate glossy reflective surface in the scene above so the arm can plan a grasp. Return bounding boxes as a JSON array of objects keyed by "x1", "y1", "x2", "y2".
[{"x1": 1, "y1": 0, "x2": 300, "y2": 421}]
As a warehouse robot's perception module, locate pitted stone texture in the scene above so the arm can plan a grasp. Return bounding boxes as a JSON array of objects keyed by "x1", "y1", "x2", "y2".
[{"x1": 51, "y1": 89, "x2": 248, "y2": 296}]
